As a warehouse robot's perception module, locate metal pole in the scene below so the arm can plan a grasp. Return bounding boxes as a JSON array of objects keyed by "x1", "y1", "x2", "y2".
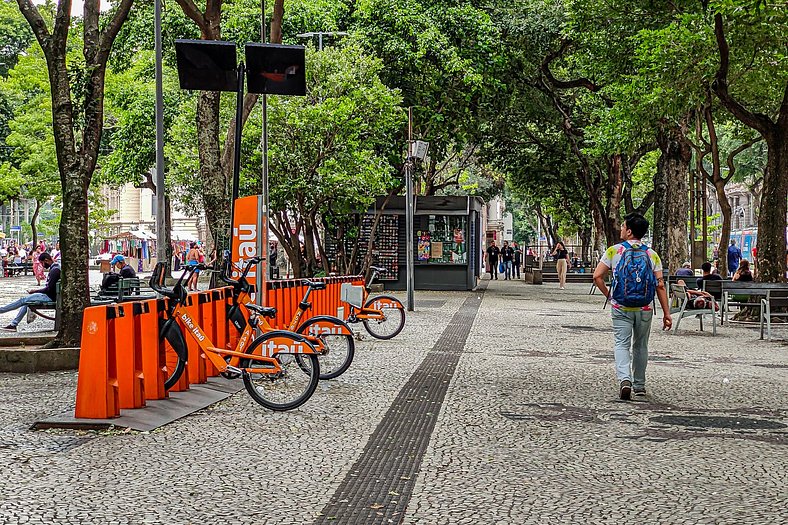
[
  {"x1": 154, "y1": 0, "x2": 166, "y2": 269},
  {"x1": 259, "y1": 0, "x2": 268, "y2": 305},
  {"x1": 405, "y1": 107, "x2": 415, "y2": 312},
  {"x1": 229, "y1": 62, "x2": 245, "y2": 243}
]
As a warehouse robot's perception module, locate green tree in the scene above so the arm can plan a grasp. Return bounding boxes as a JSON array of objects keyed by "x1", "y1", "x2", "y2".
[
  {"x1": 0, "y1": 42, "x2": 60, "y2": 243},
  {"x1": 15, "y1": 0, "x2": 134, "y2": 346},
  {"x1": 243, "y1": 44, "x2": 403, "y2": 277}
]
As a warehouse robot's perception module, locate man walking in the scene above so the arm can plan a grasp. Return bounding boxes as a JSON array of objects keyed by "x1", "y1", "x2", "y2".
[
  {"x1": 486, "y1": 240, "x2": 500, "y2": 280},
  {"x1": 592, "y1": 213, "x2": 671, "y2": 400},
  {"x1": 501, "y1": 241, "x2": 515, "y2": 280},
  {"x1": 513, "y1": 242, "x2": 523, "y2": 279},
  {"x1": 1, "y1": 252, "x2": 59, "y2": 331},
  {"x1": 727, "y1": 239, "x2": 742, "y2": 274}
]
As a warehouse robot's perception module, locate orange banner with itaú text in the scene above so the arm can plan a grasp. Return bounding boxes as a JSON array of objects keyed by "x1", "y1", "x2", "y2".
[{"x1": 230, "y1": 196, "x2": 264, "y2": 298}]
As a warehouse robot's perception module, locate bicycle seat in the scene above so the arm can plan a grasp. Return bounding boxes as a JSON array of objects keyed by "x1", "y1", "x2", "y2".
[
  {"x1": 244, "y1": 303, "x2": 277, "y2": 318},
  {"x1": 303, "y1": 280, "x2": 326, "y2": 291},
  {"x1": 370, "y1": 266, "x2": 386, "y2": 273}
]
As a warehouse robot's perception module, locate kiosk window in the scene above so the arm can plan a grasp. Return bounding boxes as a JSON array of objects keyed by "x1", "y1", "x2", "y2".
[{"x1": 416, "y1": 216, "x2": 467, "y2": 264}]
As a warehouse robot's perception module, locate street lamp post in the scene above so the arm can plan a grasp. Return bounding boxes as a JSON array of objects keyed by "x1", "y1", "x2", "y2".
[{"x1": 295, "y1": 31, "x2": 349, "y2": 51}]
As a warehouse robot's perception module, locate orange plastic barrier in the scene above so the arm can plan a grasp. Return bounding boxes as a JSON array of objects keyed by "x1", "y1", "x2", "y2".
[
  {"x1": 137, "y1": 299, "x2": 167, "y2": 400},
  {"x1": 75, "y1": 304, "x2": 121, "y2": 419},
  {"x1": 199, "y1": 291, "x2": 219, "y2": 377},
  {"x1": 181, "y1": 293, "x2": 207, "y2": 385},
  {"x1": 115, "y1": 303, "x2": 145, "y2": 409}
]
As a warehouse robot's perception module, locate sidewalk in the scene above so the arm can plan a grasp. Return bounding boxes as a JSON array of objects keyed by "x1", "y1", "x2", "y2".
[{"x1": 0, "y1": 278, "x2": 785, "y2": 523}]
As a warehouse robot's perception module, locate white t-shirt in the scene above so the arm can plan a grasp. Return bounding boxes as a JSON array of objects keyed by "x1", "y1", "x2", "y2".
[{"x1": 600, "y1": 241, "x2": 663, "y2": 311}]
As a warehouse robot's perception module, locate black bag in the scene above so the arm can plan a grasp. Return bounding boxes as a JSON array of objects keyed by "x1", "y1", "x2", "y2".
[{"x1": 101, "y1": 272, "x2": 120, "y2": 292}]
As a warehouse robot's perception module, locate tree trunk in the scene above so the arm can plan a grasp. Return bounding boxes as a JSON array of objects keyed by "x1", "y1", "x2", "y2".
[
  {"x1": 58, "y1": 171, "x2": 92, "y2": 346},
  {"x1": 196, "y1": 90, "x2": 229, "y2": 257},
  {"x1": 580, "y1": 226, "x2": 591, "y2": 262},
  {"x1": 30, "y1": 199, "x2": 41, "y2": 245},
  {"x1": 756, "y1": 132, "x2": 788, "y2": 282},
  {"x1": 654, "y1": 123, "x2": 691, "y2": 274},
  {"x1": 713, "y1": 180, "x2": 732, "y2": 278}
]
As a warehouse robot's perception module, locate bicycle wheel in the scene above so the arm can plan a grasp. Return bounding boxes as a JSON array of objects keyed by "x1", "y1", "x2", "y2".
[
  {"x1": 295, "y1": 316, "x2": 355, "y2": 380},
  {"x1": 159, "y1": 318, "x2": 187, "y2": 390},
  {"x1": 240, "y1": 331, "x2": 320, "y2": 411},
  {"x1": 362, "y1": 295, "x2": 406, "y2": 340}
]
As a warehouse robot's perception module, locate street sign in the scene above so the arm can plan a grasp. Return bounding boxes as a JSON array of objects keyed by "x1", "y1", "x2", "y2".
[{"x1": 10, "y1": 226, "x2": 21, "y2": 232}]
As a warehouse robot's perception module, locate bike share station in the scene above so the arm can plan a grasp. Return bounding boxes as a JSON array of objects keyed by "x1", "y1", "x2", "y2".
[{"x1": 35, "y1": 40, "x2": 404, "y2": 431}]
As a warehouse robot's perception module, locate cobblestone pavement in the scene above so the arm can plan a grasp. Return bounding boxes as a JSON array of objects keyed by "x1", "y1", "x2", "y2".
[{"x1": 0, "y1": 277, "x2": 786, "y2": 524}]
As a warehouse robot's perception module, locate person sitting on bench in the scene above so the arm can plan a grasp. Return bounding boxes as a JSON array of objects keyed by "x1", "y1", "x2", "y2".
[
  {"x1": 111, "y1": 254, "x2": 137, "y2": 279},
  {"x1": 1, "y1": 252, "x2": 59, "y2": 332}
]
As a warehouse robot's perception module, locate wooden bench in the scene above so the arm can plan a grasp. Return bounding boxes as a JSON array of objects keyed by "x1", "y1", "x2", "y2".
[
  {"x1": 760, "y1": 291, "x2": 788, "y2": 340},
  {"x1": 669, "y1": 283, "x2": 717, "y2": 335},
  {"x1": 703, "y1": 281, "x2": 788, "y2": 325}
]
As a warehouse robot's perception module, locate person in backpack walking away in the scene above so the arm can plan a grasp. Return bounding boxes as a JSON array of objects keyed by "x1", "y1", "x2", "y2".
[{"x1": 592, "y1": 213, "x2": 672, "y2": 400}]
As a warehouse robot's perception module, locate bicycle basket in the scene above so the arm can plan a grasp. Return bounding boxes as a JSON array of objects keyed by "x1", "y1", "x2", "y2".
[{"x1": 340, "y1": 283, "x2": 364, "y2": 308}]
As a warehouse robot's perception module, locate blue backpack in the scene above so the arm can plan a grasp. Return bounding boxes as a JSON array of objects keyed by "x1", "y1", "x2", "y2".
[{"x1": 610, "y1": 242, "x2": 657, "y2": 308}]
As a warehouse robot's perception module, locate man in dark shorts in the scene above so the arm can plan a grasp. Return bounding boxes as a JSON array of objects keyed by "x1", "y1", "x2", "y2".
[{"x1": 486, "y1": 240, "x2": 500, "y2": 280}]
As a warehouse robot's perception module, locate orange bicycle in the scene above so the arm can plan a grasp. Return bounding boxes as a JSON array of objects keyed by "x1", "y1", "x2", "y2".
[
  {"x1": 149, "y1": 262, "x2": 321, "y2": 411},
  {"x1": 343, "y1": 265, "x2": 406, "y2": 339},
  {"x1": 220, "y1": 257, "x2": 355, "y2": 380}
]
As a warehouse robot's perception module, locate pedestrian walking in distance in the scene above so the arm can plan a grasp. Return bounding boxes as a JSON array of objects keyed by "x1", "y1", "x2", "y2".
[
  {"x1": 592, "y1": 213, "x2": 672, "y2": 400},
  {"x1": 513, "y1": 242, "x2": 523, "y2": 279},
  {"x1": 501, "y1": 240, "x2": 515, "y2": 280},
  {"x1": 551, "y1": 241, "x2": 570, "y2": 289},
  {"x1": 486, "y1": 240, "x2": 500, "y2": 280}
]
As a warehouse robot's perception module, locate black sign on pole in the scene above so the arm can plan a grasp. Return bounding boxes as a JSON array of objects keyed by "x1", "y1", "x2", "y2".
[
  {"x1": 174, "y1": 39, "x2": 239, "y2": 92},
  {"x1": 245, "y1": 43, "x2": 306, "y2": 96}
]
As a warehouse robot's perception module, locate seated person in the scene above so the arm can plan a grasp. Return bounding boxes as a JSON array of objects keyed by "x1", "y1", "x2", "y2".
[
  {"x1": 111, "y1": 254, "x2": 137, "y2": 279},
  {"x1": 675, "y1": 261, "x2": 694, "y2": 277},
  {"x1": 732, "y1": 259, "x2": 753, "y2": 282},
  {"x1": 100, "y1": 255, "x2": 137, "y2": 293},
  {"x1": 696, "y1": 261, "x2": 723, "y2": 298},
  {"x1": 0, "y1": 252, "x2": 59, "y2": 332}
]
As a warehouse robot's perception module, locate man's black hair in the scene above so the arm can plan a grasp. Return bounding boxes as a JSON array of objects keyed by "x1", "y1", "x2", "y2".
[
  {"x1": 38, "y1": 251, "x2": 52, "y2": 262},
  {"x1": 701, "y1": 261, "x2": 712, "y2": 273},
  {"x1": 623, "y1": 213, "x2": 649, "y2": 240}
]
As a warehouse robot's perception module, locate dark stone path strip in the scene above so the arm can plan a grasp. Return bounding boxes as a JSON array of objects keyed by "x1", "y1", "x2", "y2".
[{"x1": 315, "y1": 289, "x2": 485, "y2": 524}]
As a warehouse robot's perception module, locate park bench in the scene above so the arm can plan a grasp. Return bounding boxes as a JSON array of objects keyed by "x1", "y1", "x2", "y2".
[
  {"x1": 3, "y1": 261, "x2": 33, "y2": 277},
  {"x1": 669, "y1": 283, "x2": 717, "y2": 335},
  {"x1": 96, "y1": 277, "x2": 157, "y2": 302},
  {"x1": 702, "y1": 281, "x2": 788, "y2": 326},
  {"x1": 26, "y1": 279, "x2": 149, "y2": 330},
  {"x1": 759, "y1": 291, "x2": 788, "y2": 340},
  {"x1": 666, "y1": 275, "x2": 699, "y2": 292}
]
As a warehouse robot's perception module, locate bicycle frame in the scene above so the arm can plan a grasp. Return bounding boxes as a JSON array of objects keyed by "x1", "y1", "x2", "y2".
[{"x1": 163, "y1": 268, "x2": 318, "y2": 378}]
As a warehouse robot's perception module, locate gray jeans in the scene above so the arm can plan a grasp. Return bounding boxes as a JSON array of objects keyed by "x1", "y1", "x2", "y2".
[{"x1": 611, "y1": 308, "x2": 653, "y2": 388}]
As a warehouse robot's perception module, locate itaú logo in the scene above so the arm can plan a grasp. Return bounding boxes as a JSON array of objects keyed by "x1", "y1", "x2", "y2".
[
  {"x1": 373, "y1": 299, "x2": 398, "y2": 310},
  {"x1": 232, "y1": 223, "x2": 257, "y2": 278},
  {"x1": 308, "y1": 323, "x2": 347, "y2": 336},
  {"x1": 265, "y1": 338, "x2": 310, "y2": 356}
]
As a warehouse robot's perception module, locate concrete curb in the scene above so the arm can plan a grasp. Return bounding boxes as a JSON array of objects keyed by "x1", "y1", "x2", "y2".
[
  {"x1": 0, "y1": 346, "x2": 79, "y2": 373},
  {"x1": 0, "y1": 333, "x2": 57, "y2": 347}
]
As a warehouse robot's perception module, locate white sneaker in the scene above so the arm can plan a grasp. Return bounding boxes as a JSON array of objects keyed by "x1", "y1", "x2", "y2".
[{"x1": 26, "y1": 309, "x2": 36, "y2": 324}]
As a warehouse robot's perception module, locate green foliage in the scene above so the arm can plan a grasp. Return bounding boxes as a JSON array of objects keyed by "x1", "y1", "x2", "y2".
[
  {"x1": 0, "y1": 0, "x2": 34, "y2": 77},
  {"x1": 248, "y1": 44, "x2": 404, "y2": 221},
  {"x1": 101, "y1": 50, "x2": 183, "y2": 188}
]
